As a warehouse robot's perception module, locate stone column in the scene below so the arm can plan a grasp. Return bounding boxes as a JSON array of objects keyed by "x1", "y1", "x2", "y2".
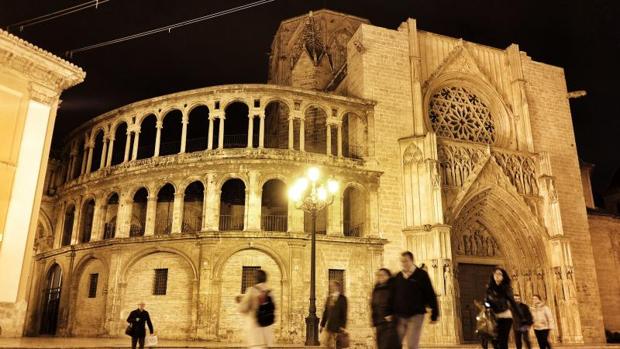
[
  {"x1": 201, "y1": 190, "x2": 209, "y2": 231},
  {"x1": 106, "y1": 135, "x2": 115, "y2": 167},
  {"x1": 180, "y1": 112, "x2": 188, "y2": 153},
  {"x1": 204, "y1": 173, "x2": 219, "y2": 230},
  {"x1": 91, "y1": 200, "x2": 105, "y2": 241},
  {"x1": 131, "y1": 129, "x2": 140, "y2": 161},
  {"x1": 218, "y1": 116, "x2": 225, "y2": 149},
  {"x1": 299, "y1": 118, "x2": 305, "y2": 152},
  {"x1": 247, "y1": 115, "x2": 254, "y2": 148},
  {"x1": 207, "y1": 117, "x2": 214, "y2": 150},
  {"x1": 172, "y1": 192, "x2": 184, "y2": 234},
  {"x1": 196, "y1": 241, "x2": 216, "y2": 339},
  {"x1": 99, "y1": 138, "x2": 108, "y2": 169},
  {"x1": 154, "y1": 121, "x2": 162, "y2": 157},
  {"x1": 336, "y1": 123, "x2": 343, "y2": 157},
  {"x1": 117, "y1": 192, "x2": 132, "y2": 238},
  {"x1": 85, "y1": 142, "x2": 94, "y2": 173},
  {"x1": 367, "y1": 185, "x2": 380, "y2": 238},
  {"x1": 258, "y1": 112, "x2": 265, "y2": 148},
  {"x1": 246, "y1": 171, "x2": 261, "y2": 231},
  {"x1": 327, "y1": 190, "x2": 342, "y2": 236},
  {"x1": 66, "y1": 151, "x2": 76, "y2": 182},
  {"x1": 144, "y1": 196, "x2": 157, "y2": 236},
  {"x1": 123, "y1": 131, "x2": 131, "y2": 162},
  {"x1": 70, "y1": 200, "x2": 81, "y2": 245},
  {"x1": 288, "y1": 117, "x2": 294, "y2": 150},
  {"x1": 80, "y1": 146, "x2": 87, "y2": 175},
  {"x1": 326, "y1": 124, "x2": 332, "y2": 155},
  {"x1": 288, "y1": 199, "x2": 304, "y2": 233}
]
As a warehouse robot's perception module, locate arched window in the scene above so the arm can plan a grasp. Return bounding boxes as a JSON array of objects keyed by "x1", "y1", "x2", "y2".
[
  {"x1": 160, "y1": 110, "x2": 182, "y2": 156},
  {"x1": 90, "y1": 130, "x2": 105, "y2": 172},
  {"x1": 343, "y1": 186, "x2": 366, "y2": 237},
  {"x1": 186, "y1": 106, "x2": 210, "y2": 152},
  {"x1": 137, "y1": 114, "x2": 157, "y2": 159},
  {"x1": 264, "y1": 101, "x2": 290, "y2": 149},
  {"x1": 342, "y1": 112, "x2": 368, "y2": 159},
  {"x1": 103, "y1": 193, "x2": 119, "y2": 239},
  {"x1": 261, "y1": 179, "x2": 287, "y2": 232},
  {"x1": 220, "y1": 179, "x2": 245, "y2": 230},
  {"x1": 61, "y1": 205, "x2": 75, "y2": 246},
  {"x1": 156, "y1": 184, "x2": 175, "y2": 234},
  {"x1": 182, "y1": 181, "x2": 204, "y2": 233},
  {"x1": 40, "y1": 264, "x2": 62, "y2": 335},
  {"x1": 79, "y1": 199, "x2": 95, "y2": 243},
  {"x1": 304, "y1": 106, "x2": 327, "y2": 154},
  {"x1": 131, "y1": 188, "x2": 148, "y2": 237},
  {"x1": 429, "y1": 86, "x2": 496, "y2": 144},
  {"x1": 224, "y1": 102, "x2": 251, "y2": 148},
  {"x1": 110, "y1": 122, "x2": 128, "y2": 165}
]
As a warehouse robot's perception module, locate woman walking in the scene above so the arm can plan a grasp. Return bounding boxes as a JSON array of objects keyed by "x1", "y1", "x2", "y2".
[
  {"x1": 531, "y1": 295, "x2": 555, "y2": 349},
  {"x1": 485, "y1": 267, "x2": 524, "y2": 349},
  {"x1": 370, "y1": 268, "x2": 400, "y2": 349},
  {"x1": 237, "y1": 270, "x2": 275, "y2": 349},
  {"x1": 320, "y1": 280, "x2": 348, "y2": 349}
]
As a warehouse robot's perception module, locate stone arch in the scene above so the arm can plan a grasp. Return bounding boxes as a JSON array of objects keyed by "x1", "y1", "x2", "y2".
[
  {"x1": 341, "y1": 182, "x2": 369, "y2": 237},
  {"x1": 39, "y1": 262, "x2": 63, "y2": 335},
  {"x1": 110, "y1": 121, "x2": 129, "y2": 165},
  {"x1": 182, "y1": 180, "x2": 204, "y2": 233},
  {"x1": 61, "y1": 204, "x2": 76, "y2": 246},
  {"x1": 155, "y1": 183, "x2": 176, "y2": 235},
  {"x1": 341, "y1": 111, "x2": 368, "y2": 158},
  {"x1": 215, "y1": 247, "x2": 286, "y2": 342},
  {"x1": 261, "y1": 178, "x2": 288, "y2": 232},
  {"x1": 78, "y1": 198, "x2": 96, "y2": 243},
  {"x1": 303, "y1": 104, "x2": 329, "y2": 154},
  {"x1": 219, "y1": 178, "x2": 246, "y2": 231},
  {"x1": 264, "y1": 99, "x2": 291, "y2": 149},
  {"x1": 423, "y1": 74, "x2": 513, "y2": 148},
  {"x1": 69, "y1": 255, "x2": 108, "y2": 336},
  {"x1": 137, "y1": 113, "x2": 157, "y2": 160},
  {"x1": 119, "y1": 248, "x2": 197, "y2": 339},
  {"x1": 223, "y1": 101, "x2": 251, "y2": 148},
  {"x1": 160, "y1": 109, "x2": 183, "y2": 156},
  {"x1": 186, "y1": 104, "x2": 210, "y2": 152}
]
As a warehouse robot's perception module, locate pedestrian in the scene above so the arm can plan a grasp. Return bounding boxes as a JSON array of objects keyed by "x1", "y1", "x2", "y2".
[
  {"x1": 371, "y1": 268, "x2": 400, "y2": 349},
  {"x1": 531, "y1": 294, "x2": 554, "y2": 349},
  {"x1": 485, "y1": 267, "x2": 524, "y2": 349},
  {"x1": 513, "y1": 294, "x2": 534, "y2": 349},
  {"x1": 390, "y1": 251, "x2": 439, "y2": 349},
  {"x1": 237, "y1": 269, "x2": 275, "y2": 349},
  {"x1": 320, "y1": 280, "x2": 348, "y2": 349},
  {"x1": 126, "y1": 301, "x2": 154, "y2": 349}
]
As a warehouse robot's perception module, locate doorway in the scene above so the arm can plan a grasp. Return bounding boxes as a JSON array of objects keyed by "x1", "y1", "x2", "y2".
[
  {"x1": 40, "y1": 264, "x2": 62, "y2": 335},
  {"x1": 458, "y1": 263, "x2": 496, "y2": 342}
]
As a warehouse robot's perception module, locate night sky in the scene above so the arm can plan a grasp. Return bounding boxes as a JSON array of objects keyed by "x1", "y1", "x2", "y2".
[{"x1": 2, "y1": 0, "x2": 619, "y2": 202}]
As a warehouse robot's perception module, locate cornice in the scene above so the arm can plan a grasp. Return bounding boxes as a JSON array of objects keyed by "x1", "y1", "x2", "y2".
[{"x1": 0, "y1": 29, "x2": 85, "y2": 97}]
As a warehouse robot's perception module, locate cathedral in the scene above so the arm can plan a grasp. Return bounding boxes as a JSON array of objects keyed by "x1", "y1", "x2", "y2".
[{"x1": 9, "y1": 9, "x2": 619, "y2": 346}]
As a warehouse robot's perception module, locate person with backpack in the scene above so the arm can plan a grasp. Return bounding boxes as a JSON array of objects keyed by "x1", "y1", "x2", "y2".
[
  {"x1": 237, "y1": 269, "x2": 275, "y2": 348},
  {"x1": 513, "y1": 294, "x2": 534, "y2": 349},
  {"x1": 320, "y1": 280, "x2": 348, "y2": 349}
]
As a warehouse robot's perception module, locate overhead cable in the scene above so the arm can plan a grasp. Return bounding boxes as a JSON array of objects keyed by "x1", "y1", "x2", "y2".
[
  {"x1": 7, "y1": 0, "x2": 109, "y2": 32},
  {"x1": 65, "y1": 0, "x2": 276, "y2": 57}
]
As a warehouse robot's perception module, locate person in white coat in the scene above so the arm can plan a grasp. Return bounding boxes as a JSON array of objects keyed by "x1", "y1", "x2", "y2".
[
  {"x1": 236, "y1": 269, "x2": 275, "y2": 349},
  {"x1": 531, "y1": 295, "x2": 555, "y2": 349}
]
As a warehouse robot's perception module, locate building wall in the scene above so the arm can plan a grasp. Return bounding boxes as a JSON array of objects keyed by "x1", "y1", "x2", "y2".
[
  {"x1": 588, "y1": 212, "x2": 620, "y2": 332},
  {"x1": 346, "y1": 23, "x2": 413, "y2": 270},
  {"x1": 524, "y1": 59, "x2": 606, "y2": 342}
]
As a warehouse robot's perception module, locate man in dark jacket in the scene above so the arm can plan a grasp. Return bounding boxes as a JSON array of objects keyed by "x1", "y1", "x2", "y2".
[
  {"x1": 390, "y1": 251, "x2": 439, "y2": 349},
  {"x1": 513, "y1": 294, "x2": 534, "y2": 349},
  {"x1": 126, "y1": 302, "x2": 154, "y2": 349},
  {"x1": 320, "y1": 280, "x2": 347, "y2": 349}
]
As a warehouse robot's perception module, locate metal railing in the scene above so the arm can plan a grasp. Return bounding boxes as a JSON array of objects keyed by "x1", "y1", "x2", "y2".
[
  {"x1": 261, "y1": 215, "x2": 287, "y2": 232},
  {"x1": 219, "y1": 215, "x2": 244, "y2": 231},
  {"x1": 129, "y1": 224, "x2": 144, "y2": 237},
  {"x1": 103, "y1": 223, "x2": 115, "y2": 239},
  {"x1": 343, "y1": 221, "x2": 364, "y2": 237},
  {"x1": 182, "y1": 217, "x2": 202, "y2": 233},
  {"x1": 155, "y1": 220, "x2": 172, "y2": 235}
]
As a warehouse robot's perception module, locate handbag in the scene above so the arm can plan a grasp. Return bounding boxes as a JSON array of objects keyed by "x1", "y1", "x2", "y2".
[
  {"x1": 336, "y1": 330, "x2": 350, "y2": 349},
  {"x1": 145, "y1": 335, "x2": 158, "y2": 347},
  {"x1": 125, "y1": 324, "x2": 134, "y2": 337},
  {"x1": 475, "y1": 308, "x2": 497, "y2": 339}
]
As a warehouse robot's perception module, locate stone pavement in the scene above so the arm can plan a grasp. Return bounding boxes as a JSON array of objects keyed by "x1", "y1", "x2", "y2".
[{"x1": 0, "y1": 337, "x2": 618, "y2": 349}]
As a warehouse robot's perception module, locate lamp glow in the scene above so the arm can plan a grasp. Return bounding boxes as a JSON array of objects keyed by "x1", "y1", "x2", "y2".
[
  {"x1": 295, "y1": 178, "x2": 309, "y2": 192},
  {"x1": 308, "y1": 167, "x2": 320, "y2": 182},
  {"x1": 327, "y1": 179, "x2": 339, "y2": 193},
  {"x1": 317, "y1": 187, "x2": 328, "y2": 201}
]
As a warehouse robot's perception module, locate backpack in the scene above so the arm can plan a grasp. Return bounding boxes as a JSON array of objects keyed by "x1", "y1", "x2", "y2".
[{"x1": 256, "y1": 289, "x2": 275, "y2": 327}]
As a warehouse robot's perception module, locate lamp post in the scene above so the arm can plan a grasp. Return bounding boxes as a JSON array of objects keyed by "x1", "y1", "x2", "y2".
[{"x1": 288, "y1": 167, "x2": 339, "y2": 346}]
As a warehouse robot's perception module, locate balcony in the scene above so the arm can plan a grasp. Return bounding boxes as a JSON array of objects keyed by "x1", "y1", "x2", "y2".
[
  {"x1": 219, "y1": 215, "x2": 244, "y2": 231},
  {"x1": 261, "y1": 215, "x2": 287, "y2": 232}
]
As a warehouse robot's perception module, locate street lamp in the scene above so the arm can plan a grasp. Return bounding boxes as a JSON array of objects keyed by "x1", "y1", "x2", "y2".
[{"x1": 288, "y1": 166, "x2": 339, "y2": 346}]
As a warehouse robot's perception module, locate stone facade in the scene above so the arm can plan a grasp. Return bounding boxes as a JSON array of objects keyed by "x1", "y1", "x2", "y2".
[{"x1": 24, "y1": 9, "x2": 609, "y2": 346}]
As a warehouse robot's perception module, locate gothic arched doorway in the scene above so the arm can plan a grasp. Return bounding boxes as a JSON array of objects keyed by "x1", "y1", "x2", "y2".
[{"x1": 40, "y1": 263, "x2": 63, "y2": 335}]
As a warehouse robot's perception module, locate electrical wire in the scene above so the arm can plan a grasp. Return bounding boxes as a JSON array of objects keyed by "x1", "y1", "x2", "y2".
[
  {"x1": 6, "y1": 0, "x2": 109, "y2": 32},
  {"x1": 65, "y1": 0, "x2": 276, "y2": 57}
]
